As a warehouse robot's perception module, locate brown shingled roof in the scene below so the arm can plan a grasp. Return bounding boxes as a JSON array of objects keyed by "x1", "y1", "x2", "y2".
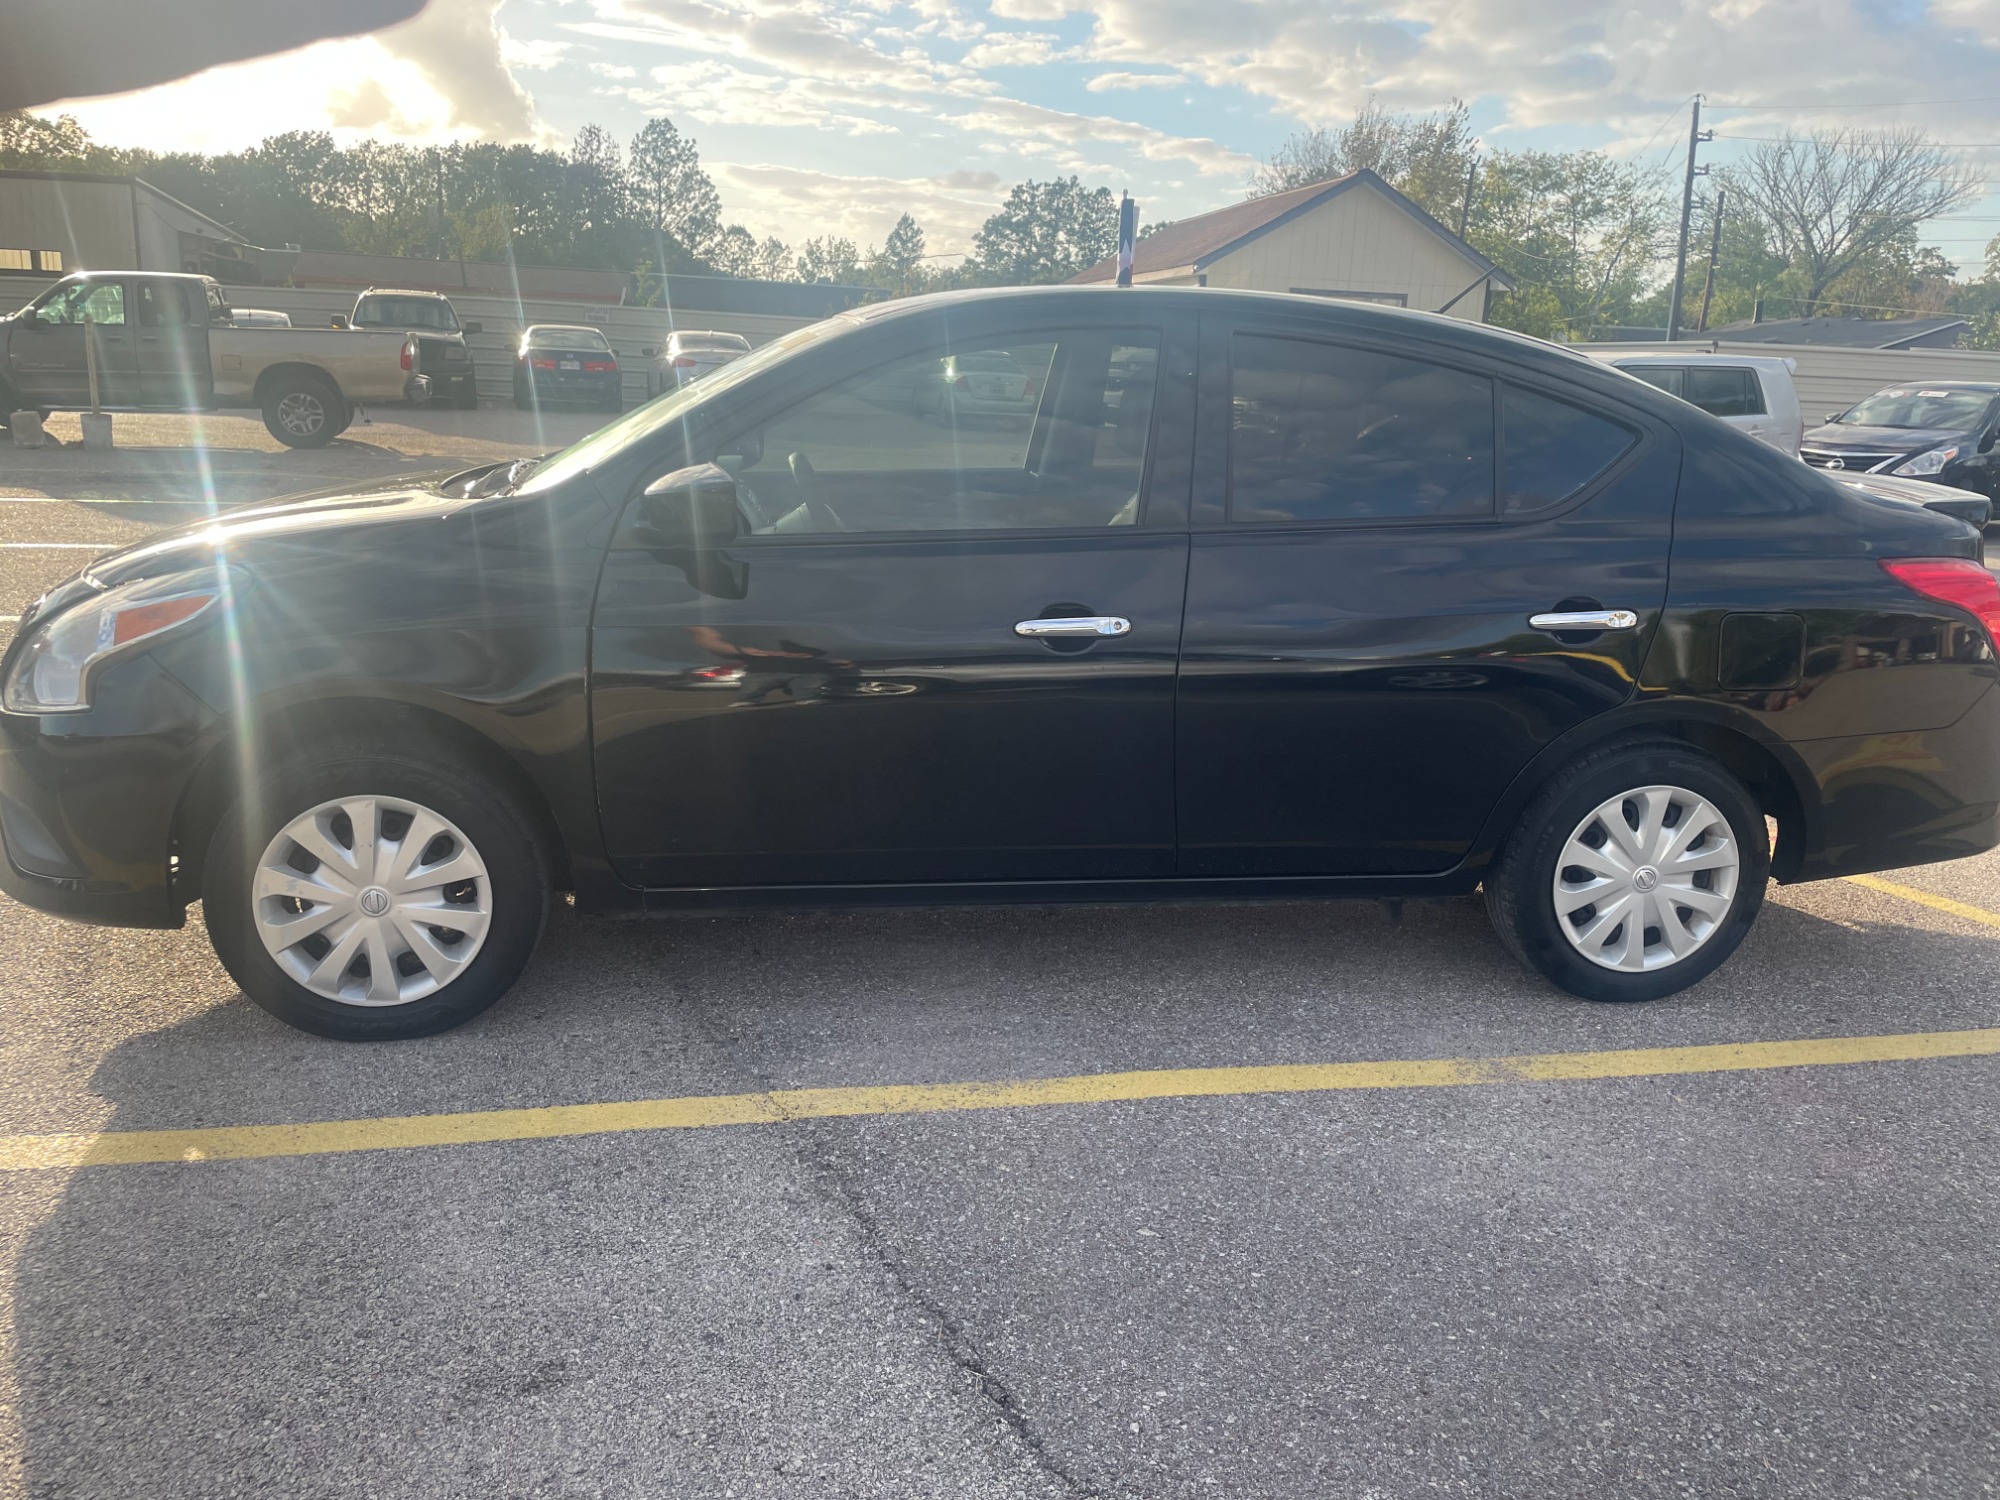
[{"x1": 1069, "y1": 168, "x2": 1510, "y2": 291}]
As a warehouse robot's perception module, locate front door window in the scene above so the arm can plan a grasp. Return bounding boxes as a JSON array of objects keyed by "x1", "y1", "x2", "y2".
[{"x1": 709, "y1": 327, "x2": 1160, "y2": 535}]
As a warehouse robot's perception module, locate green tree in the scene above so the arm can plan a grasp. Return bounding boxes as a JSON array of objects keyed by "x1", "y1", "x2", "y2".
[
  {"x1": 629, "y1": 116, "x2": 722, "y2": 259},
  {"x1": 1252, "y1": 99, "x2": 1478, "y2": 224},
  {"x1": 1719, "y1": 128, "x2": 1981, "y2": 313},
  {"x1": 1469, "y1": 149, "x2": 1673, "y2": 339},
  {"x1": 967, "y1": 177, "x2": 1118, "y2": 285},
  {"x1": 795, "y1": 235, "x2": 862, "y2": 284},
  {"x1": 864, "y1": 213, "x2": 928, "y2": 293}
]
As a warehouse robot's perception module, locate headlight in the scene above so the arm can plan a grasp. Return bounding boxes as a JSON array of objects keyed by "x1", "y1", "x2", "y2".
[
  {"x1": 3, "y1": 569, "x2": 223, "y2": 714},
  {"x1": 1893, "y1": 445, "x2": 1961, "y2": 477}
]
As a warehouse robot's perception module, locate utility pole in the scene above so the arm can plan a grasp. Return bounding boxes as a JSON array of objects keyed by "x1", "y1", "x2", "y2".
[
  {"x1": 1696, "y1": 189, "x2": 1725, "y2": 334},
  {"x1": 1664, "y1": 97, "x2": 1712, "y2": 342},
  {"x1": 1457, "y1": 159, "x2": 1478, "y2": 236}
]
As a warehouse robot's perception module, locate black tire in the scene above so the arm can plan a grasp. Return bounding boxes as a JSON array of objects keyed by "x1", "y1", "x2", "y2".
[
  {"x1": 261, "y1": 374, "x2": 345, "y2": 448},
  {"x1": 203, "y1": 743, "x2": 550, "y2": 1040},
  {"x1": 454, "y1": 380, "x2": 479, "y2": 411},
  {"x1": 1485, "y1": 741, "x2": 1769, "y2": 1002},
  {"x1": 513, "y1": 374, "x2": 532, "y2": 411},
  {"x1": 602, "y1": 389, "x2": 623, "y2": 413}
]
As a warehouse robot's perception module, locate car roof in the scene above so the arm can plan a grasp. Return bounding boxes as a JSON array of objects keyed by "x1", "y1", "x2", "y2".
[
  {"x1": 357, "y1": 288, "x2": 451, "y2": 299},
  {"x1": 1864, "y1": 381, "x2": 2000, "y2": 393},
  {"x1": 1609, "y1": 352, "x2": 1796, "y2": 369},
  {"x1": 524, "y1": 323, "x2": 603, "y2": 335},
  {"x1": 668, "y1": 330, "x2": 750, "y2": 344}
]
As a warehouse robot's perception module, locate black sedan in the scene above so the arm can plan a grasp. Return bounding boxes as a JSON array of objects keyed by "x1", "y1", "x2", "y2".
[
  {"x1": 513, "y1": 324, "x2": 623, "y2": 411},
  {"x1": 1803, "y1": 382, "x2": 2000, "y2": 499},
  {"x1": 4, "y1": 287, "x2": 1997, "y2": 1040}
]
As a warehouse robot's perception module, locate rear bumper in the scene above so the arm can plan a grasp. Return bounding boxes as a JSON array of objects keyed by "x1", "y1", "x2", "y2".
[
  {"x1": 0, "y1": 656, "x2": 212, "y2": 930},
  {"x1": 1791, "y1": 682, "x2": 2000, "y2": 880}
]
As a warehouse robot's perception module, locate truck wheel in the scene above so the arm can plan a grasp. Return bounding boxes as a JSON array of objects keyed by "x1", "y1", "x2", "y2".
[
  {"x1": 262, "y1": 375, "x2": 346, "y2": 448},
  {"x1": 1485, "y1": 741, "x2": 1768, "y2": 1002},
  {"x1": 454, "y1": 380, "x2": 479, "y2": 411},
  {"x1": 203, "y1": 742, "x2": 551, "y2": 1040}
]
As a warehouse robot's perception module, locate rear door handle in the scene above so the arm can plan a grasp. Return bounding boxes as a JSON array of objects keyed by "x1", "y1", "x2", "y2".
[
  {"x1": 1529, "y1": 609, "x2": 1639, "y2": 632},
  {"x1": 1014, "y1": 616, "x2": 1131, "y2": 638}
]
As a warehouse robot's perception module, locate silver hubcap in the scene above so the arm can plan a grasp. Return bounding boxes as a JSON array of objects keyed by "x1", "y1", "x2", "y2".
[
  {"x1": 1553, "y1": 784, "x2": 1741, "y2": 972},
  {"x1": 253, "y1": 795, "x2": 492, "y2": 1006},
  {"x1": 276, "y1": 391, "x2": 325, "y2": 436}
]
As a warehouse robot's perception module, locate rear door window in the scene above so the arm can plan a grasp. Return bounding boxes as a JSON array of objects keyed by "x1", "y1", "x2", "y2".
[
  {"x1": 1620, "y1": 365, "x2": 1685, "y2": 398},
  {"x1": 1687, "y1": 367, "x2": 1764, "y2": 418},
  {"x1": 1501, "y1": 386, "x2": 1638, "y2": 514},
  {"x1": 1227, "y1": 334, "x2": 1495, "y2": 523}
]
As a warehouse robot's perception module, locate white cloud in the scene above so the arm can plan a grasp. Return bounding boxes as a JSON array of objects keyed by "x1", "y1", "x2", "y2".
[
  {"x1": 961, "y1": 31, "x2": 1063, "y2": 66},
  {"x1": 707, "y1": 160, "x2": 1007, "y2": 252},
  {"x1": 375, "y1": 0, "x2": 541, "y2": 138},
  {"x1": 941, "y1": 96, "x2": 1256, "y2": 177},
  {"x1": 1084, "y1": 71, "x2": 1186, "y2": 91},
  {"x1": 989, "y1": 0, "x2": 1070, "y2": 17},
  {"x1": 499, "y1": 33, "x2": 572, "y2": 71},
  {"x1": 629, "y1": 59, "x2": 906, "y2": 135}
]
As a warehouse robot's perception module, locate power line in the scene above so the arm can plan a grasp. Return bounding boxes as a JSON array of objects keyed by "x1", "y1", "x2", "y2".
[
  {"x1": 1714, "y1": 131, "x2": 2000, "y2": 149},
  {"x1": 1707, "y1": 94, "x2": 2000, "y2": 112}
]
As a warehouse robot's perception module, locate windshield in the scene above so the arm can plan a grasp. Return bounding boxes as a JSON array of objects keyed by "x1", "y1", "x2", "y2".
[
  {"x1": 672, "y1": 334, "x2": 749, "y2": 354},
  {"x1": 518, "y1": 316, "x2": 852, "y2": 495},
  {"x1": 526, "y1": 327, "x2": 610, "y2": 352},
  {"x1": 1838, "y1": 388, "x2": 1997, "y2": 431},
  {"x1": 354, "y1": 295, "x2": 460, "y2": 331}
]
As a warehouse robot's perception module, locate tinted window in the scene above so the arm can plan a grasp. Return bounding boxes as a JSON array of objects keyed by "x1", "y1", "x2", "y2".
[
  {"x1": 354, "y1": 296, "x2": 459, "y2": 330},
  {"x1": 1839, "y1": 388, "x2": 1993, "y2": 430},
  {"x1": 1687, "y1": 367, "x2": 1763, "y2": 418},
  {"x1": 710, "y1": 327, "x2": 1159, "y2": 535},
  {"x1": 1620, "y1": 364, "x2": 1685, "y2": 398},
  {"x1": 135, "y1": 281, "x2": 193, "y2": 327},
  {"x1": 1228, "y1": 335, "x2": 1494, "y2": 523},
  {"x1": 527, "y1": 327, "x2": 610, "y2": 351},
  {"x1": 1501, "y1": 386, "x2": 1638, "y2": 514}
]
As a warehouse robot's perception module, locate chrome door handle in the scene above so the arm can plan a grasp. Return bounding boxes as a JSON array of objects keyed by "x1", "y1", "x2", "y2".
[
  {"x1": 1015, "y1": 616, "x2": 1131, "y2": 638},
  {"x1": 1529, "y1": 609, "x2": 1639, "y2": 632}
]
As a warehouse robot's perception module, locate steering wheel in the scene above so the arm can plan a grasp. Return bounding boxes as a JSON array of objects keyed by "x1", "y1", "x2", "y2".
[{"x1": 788, "y1": 451, "x2": 847, "y2": 532}]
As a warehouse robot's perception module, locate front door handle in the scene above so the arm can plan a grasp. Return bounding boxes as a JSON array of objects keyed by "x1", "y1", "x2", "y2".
[
  {"x1": 1014, "y1": 616, "x2": 1131, "y2": 638},
  {"x1": 1528, "y1": 608, "x2": 1639, "y2": 632}
]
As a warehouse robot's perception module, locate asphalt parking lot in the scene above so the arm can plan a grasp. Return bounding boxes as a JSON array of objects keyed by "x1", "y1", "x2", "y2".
[{"x1": 3, "y1": 416, "x2": 2000, "y2": 1499}]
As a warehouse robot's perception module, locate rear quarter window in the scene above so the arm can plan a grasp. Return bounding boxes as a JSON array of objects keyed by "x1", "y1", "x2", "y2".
[
  {"x1": 1687, "y1": 367, "x2": 1765, "y2": 418},
  {"x1": 1501, "y1": 385, "x2": 1638, "y2": 515}
]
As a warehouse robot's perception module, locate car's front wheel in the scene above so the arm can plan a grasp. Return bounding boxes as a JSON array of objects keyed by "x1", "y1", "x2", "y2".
[
  {"x1": 1485, "y1": 742, "x2": 1768, "y2": 1002},
  {"x1": 203, "y1": 745, "x2": 550, "y2": 1039}
]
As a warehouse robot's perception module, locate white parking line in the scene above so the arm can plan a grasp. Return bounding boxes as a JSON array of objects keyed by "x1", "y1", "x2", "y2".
[{"x1": 0, "y1": 542, "x2": 109, "y2": 549}]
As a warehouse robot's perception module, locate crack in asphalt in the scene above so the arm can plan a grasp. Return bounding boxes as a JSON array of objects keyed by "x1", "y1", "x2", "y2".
[{"x1": 674, "y1": 981, "x2": 1093, "y2": 1499}]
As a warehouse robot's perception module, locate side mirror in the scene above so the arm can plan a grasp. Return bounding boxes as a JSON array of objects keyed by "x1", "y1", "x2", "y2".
[
  {"x1": 1981, "y1": 427, "x2": 1998, "y2": 455},
  {"x1": 18, "y1": 308, "x2": 38, "y2": 327},
  {"x1": 639, "y1": 464, "x2": 744, "y2": 549},
  {"x1": 462, "y1": 321, "x2": 483, "y2": 336},
  {"x1": 640, "y1": 346, "x2": 658, "y2": 360},
  {"x1": 1825, "y1": 412, "x2": 1841, "y2": 426},
  {"x1": 330, "y1": 314, "x2": 349, "y2": 330}
]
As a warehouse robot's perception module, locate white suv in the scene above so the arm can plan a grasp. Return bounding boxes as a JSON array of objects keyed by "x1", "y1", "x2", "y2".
[{"x1": 1593, "y1": 352, "x2": 1803, "y2": 455}]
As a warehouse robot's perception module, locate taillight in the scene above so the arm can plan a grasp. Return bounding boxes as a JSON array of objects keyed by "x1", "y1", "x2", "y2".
[
  {"x1": 670, "y1": 355, "x2": 698, "y2": 368},
  {"x1": 1022, "y1": 379, "x2": 1037, "y2": 399},
  {"x1": 583, "y1": 359, "x2": 616, "y2": 372},
  {"x1": 954, "y1": 375, "x2": 970, "y2": 391},
  {"x1": 530, "y1": 357, "x2": 558, "y2": 370},
  {"x1": 400, "y1": 338, "x2": 415, "y2": 372},
  {"x1": 1881, "y1": 558, "x2": 2000, "y2": 649}
]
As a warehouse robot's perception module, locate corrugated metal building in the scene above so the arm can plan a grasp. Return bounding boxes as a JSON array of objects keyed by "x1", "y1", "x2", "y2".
[{"x1": 0, "y1": 168, "x2": 294, "y2": 281}]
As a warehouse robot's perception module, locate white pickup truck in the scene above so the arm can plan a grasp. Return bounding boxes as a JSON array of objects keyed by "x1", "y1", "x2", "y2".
[{"x1": 0, "y1": 271, "x2": 427, "y2": 448}]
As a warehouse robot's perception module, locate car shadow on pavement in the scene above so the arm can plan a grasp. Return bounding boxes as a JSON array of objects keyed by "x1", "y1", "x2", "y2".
[{"x1": 10, "y1": 895, "x2": 2000, "y2": 1496}]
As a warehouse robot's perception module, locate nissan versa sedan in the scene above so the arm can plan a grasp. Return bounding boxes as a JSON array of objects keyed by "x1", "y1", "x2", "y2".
[
  {"x1": 3, "y1": 287, "x2": 1997, "y2": 1040},
  {"x1": 514, "y1": 324, "x2": 623, "y2": 411}
]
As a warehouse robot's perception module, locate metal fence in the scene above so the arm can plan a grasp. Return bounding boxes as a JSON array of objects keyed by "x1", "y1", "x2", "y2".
[
  {"x1": 1574, "y1": 340, "x2": 2000, "y2": 419},
  {"x1": 0, "y1": 279, "x2": 827, "y2": 408}
]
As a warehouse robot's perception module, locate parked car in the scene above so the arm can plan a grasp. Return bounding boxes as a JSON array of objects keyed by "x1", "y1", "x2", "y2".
[
  {"x1": 644, "y1": 330, "x2": 751, "y2": 397},
  {"x1": 0, "y1": 271, "x2": 426, "y2": 447},
  {"x1": 1594, "y1": 352, "x2": 1803, "y2": 454},
  {"x1": 514, "y1": 324, "x2": 622, "y2": 411},
  {"x1": 913, "y1": 350, "x2": 1040, "y2": 426},
  {"x1": 4, "y1": 286, "x2": 1997, "y2": 1040},
  {"x1": 1801, "y1": 382, "x2": 2000, "y2": 500},
  {"x1": 338, "y1": 288, "x2": 480, "y2": 409},
  {"x1": 227, "y1": 308, "x2": 292, "y2": 328}
]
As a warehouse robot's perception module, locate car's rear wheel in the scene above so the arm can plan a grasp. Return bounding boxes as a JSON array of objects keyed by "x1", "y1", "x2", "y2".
[
  {"x1": 261, "y1": 374, "x2": 345, "y2": 448},
  {"x1": 1485, "y1": 742, "x2": 1768, "y2": 1002},
  {"x1": 513, "y1": 372, "x2": 533, "y2": 410},
  {"x1": 203, "y1": 746, "x2": 550, "y2": 1039}
]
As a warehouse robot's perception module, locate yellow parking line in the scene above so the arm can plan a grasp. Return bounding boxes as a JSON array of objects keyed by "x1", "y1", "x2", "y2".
[
  {"x1": 5, "y1": 1028, "x2": 1998, "y2": 1173},
  {"x1": 1846, "y1": 873, "x2": 2000, "y2": 932}
]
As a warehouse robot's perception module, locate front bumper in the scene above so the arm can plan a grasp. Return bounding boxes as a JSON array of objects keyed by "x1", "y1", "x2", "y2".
[{"x1": 0, "y1": 655, "x2": 214, "y2": 929}]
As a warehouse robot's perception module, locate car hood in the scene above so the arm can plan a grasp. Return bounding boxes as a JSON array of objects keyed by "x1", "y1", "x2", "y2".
[
  {"x1": 1802, "y1": 423, "x2": 1969, "y2": 453},
  {"x1": 82, "y1": 470, "x2": 471, "y2": 589}
]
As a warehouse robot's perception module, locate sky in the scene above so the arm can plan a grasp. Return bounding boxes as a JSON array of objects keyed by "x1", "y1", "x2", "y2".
[{"x1": 34, "y1": 0, "x2": 2000, "y2": 275}]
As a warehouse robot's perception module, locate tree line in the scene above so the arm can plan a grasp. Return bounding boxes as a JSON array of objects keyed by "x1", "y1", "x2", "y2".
[
  {"x1": 0, "y1": 110, "x2": 1118, "y2": 298},
  {"x1": 1251, "y1": 99, "x2": 2000, "y2": 346}
]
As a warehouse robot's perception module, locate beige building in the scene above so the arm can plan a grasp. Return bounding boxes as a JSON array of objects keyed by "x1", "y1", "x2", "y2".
[
  {"x1": 0, "y1": 168, "x2": 295, "y2": 284},
  {"x1": 1072, "y1": 168, "x2": 1512, "y2": 322}
]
